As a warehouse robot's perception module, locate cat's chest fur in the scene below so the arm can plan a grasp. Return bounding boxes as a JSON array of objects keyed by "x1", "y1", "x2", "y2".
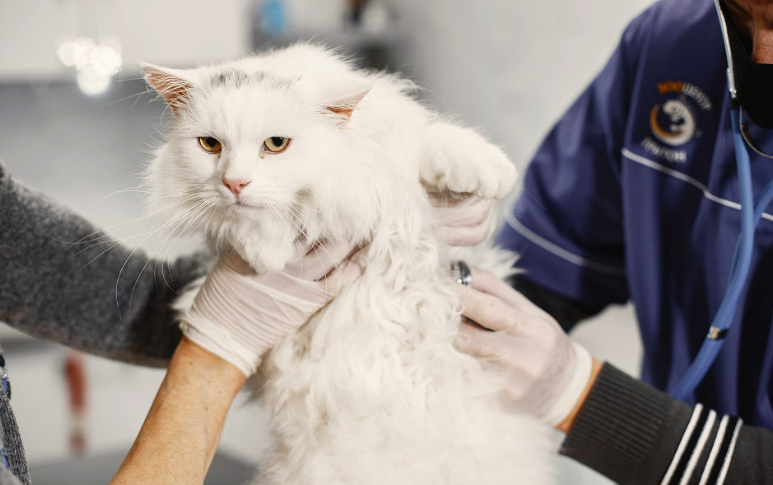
[{"x1": 252, "y1": 237, "x2": 555, "y2": 485}]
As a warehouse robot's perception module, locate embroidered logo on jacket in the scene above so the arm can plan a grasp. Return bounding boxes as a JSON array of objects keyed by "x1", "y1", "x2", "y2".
[{"x1": 642, "y1": 80, "x2": 712, "y2": 163}]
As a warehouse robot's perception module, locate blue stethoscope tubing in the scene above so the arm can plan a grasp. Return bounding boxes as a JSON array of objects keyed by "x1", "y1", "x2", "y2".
[{"x1": 671, "y1": 107, "x2": 773, "y2": 400}]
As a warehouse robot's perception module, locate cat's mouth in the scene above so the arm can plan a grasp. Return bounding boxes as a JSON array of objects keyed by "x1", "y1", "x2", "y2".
[
  {"x1": 225, "y1": 201, "x2": 263, "y2": 215},
  {"x1": 229, "y1": 198, "x2": 264, "y2": 210}
]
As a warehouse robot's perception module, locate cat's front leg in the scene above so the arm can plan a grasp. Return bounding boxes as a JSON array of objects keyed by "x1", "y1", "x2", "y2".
[{"x1": 420, "y1": 121, "x2": 517, "y2": 199}]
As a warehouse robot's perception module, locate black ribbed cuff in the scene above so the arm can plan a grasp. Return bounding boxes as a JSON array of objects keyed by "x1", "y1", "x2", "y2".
[{"x1": 560, "y1": 363, "x2": 692, "y2": 484}]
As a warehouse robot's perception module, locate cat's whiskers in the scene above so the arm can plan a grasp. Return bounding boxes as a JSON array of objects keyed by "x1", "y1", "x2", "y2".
[
  {"x1": 77, "y1": 241, "x2": 124, "y2": 274},
  {"x1": 124, "y1": 200, "x2": 213, "y2": 311},
  {"x1": 109, "y1": 200, "x2": 212, "y2": 315},
  {"x1": 101, "y1": 88, "x2": 152, "y2": 109},
  {"x1": 274, "y1": 205, "x2": 336, "y2": 299},
  {"x1": 282, "y1": 204, "x2": 340, "y2": 290},
  {"x1": 292, "y1": 199, "x2": 322, "y2": 215},
  {"x1": 283, "y1": 205, "x2": 308, "y2": 235},
  {"x1": 158, "y1": 200, "x2": 216, "y2": 290},
  {"x1": 268, "y1": 203, "x2": 308, "y2": 242},
  {"x1": 152, "y1": 200, "x2": 215, "y2": 292},
  {"x1": 64, "y1": 190, "x2": 204, "y2": 250},
  {"x1": 309, "y1": 243, "x2": 332, "y2": 300},
  {"x1": 285, "y1": 202, "x2": 311, "y2": 223},
  {"x1": 115, "y1": 206, "x2": 201, "y2": 312},
  {"x1": 73, "y1": 204, "x2": 198, "y2": 255},
  {"x1": 96, "y1": 186, "x2": 199, "y2": 207},
  {"x1": 282, "y1": 204, "x2": 327, "y2": 285},
  {"x1": 70, "y1": 193, "x2": 203, "y2": 254},
  {"x1": 266, "y1": 205, "x2": 313, "y2": 279}
]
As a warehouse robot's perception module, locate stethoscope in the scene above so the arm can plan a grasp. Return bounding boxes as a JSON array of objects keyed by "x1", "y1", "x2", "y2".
[{"x1": 671, "y1": 0, "x2": 773, "y2": 400}]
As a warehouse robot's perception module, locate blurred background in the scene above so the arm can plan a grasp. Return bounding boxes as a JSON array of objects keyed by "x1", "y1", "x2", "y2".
[{"x1": 0, "y1": 0, "x2": 652, "y2": 483}]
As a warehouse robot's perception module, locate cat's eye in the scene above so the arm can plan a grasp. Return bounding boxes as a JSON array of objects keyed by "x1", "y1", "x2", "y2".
[
  {"x1": 198, "y1": 137, "x2": 222, "y2": 153},
  {"x1": 263, "y1": 136, "x2": 290, "y2": 153}
]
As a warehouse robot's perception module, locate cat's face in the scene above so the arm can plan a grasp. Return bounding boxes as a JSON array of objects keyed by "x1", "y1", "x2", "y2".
[{"x1": 144, "y1": 53, "x2": 384, "y2": 272}]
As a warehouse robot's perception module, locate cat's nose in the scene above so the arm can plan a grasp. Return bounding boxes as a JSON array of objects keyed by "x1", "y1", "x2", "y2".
[{"x1": 223, "y1": 177, "x2": 251, "y2": 195}]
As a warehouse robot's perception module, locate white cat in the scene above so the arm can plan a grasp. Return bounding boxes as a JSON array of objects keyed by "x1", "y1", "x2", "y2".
[{"x1": 143, "y1": 44, "x2": 555, "y2": 485}]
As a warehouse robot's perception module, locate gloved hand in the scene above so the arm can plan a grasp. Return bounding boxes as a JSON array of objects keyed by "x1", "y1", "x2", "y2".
[
  {"x1": 429, "y1": 193, "x2": 495, "y2": 246},
  {"x1": 454, "y1": 266, "x2": 594, "y2": 427},
  {"x1": 181, "y1": 241, "x2": 365, "y2": 377}
]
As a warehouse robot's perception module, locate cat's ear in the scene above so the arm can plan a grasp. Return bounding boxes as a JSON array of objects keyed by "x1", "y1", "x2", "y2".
[
  {"x1": 324, "y1": 90, "x2": 370, "y2": 120},
  {"x1": 141, "y1": 63, "x2": 197, "y2": 114}
]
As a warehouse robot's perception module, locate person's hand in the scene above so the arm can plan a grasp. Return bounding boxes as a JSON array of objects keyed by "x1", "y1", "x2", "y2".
[
  {"x1": 181, "y1": 241, "x2": 365, "y2": 377},
  {"x1": 454, "y1": 267, "x2": 597, "y2": 428},
  {"x1": 429, "y1": 193, "x2": 495, "y2": 246}
]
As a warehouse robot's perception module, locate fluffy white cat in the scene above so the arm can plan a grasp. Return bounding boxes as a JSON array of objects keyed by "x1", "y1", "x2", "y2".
[{"x1": 143, "y1": 44, "x2": 555, "y2": 484}]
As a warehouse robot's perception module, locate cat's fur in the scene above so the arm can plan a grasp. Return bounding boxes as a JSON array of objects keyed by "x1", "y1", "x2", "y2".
[{"x1": 143, "y1": 44, "x2": 555, "y2": 484}]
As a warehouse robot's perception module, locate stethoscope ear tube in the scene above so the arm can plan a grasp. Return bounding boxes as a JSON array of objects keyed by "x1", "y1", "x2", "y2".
[
  {"x1": 714, "y1": 0, "x2": 738, "y2": 99},
  {"x1": 671, "y1": 108, "x2": 773, "y2": 399}
]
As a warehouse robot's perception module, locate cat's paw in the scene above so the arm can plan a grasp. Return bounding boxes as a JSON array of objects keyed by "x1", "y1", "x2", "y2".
[{"x1": 420, "y1": 122, "x2": 516, "y2": 199}]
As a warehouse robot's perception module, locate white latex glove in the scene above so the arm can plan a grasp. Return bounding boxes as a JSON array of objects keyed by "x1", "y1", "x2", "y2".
[
  {"x1": 429, "y1": 193, "x2": 495, "y2": 246},
  {"x1": 454, "y1": 267, "x2": 593, "y2": 426},
  {"x1": 181, "y1": 241, "x2": 365, "y2": 376}
]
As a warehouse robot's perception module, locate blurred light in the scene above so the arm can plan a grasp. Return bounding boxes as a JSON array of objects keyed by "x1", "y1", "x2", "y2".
[
  {"x1": 77, "y1": 68, "x2": 112, "y2": 96},
  {"x1": 91, "y1": 44, "x2": 122, "y2": 76},
  {"x1": 259, "y1": 0, "x2": 288, "y2": 37},
  {"x1": 57, "y1": 37, "x2": 122, "y2": 96},
  {"x1": 57, "y1": 42, "x2": 77, "y2": 67}
]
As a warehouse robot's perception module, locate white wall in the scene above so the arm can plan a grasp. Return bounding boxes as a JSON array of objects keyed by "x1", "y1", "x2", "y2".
[
  {"x1": 0, "y1": 0, "x2": 252, "y2": 82},
  {"x1": 391, "y1": 0, "x2": 653, "y2": 168}
]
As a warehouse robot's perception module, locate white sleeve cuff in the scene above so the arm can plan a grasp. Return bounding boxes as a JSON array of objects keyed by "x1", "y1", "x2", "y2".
[{"x1": 540, "y1": 341, "x2": 593, "y2": 426}]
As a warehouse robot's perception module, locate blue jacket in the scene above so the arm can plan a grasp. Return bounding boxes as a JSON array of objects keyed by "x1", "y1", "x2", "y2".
[{"x1": 499, "y1": 0, "x2": 773, "y2": 429}]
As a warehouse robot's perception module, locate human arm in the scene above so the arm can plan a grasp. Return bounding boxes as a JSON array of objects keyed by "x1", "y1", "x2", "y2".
[
  {"x1": 561, "y1": 361, "x2": 773, "y2": 485},
  {"x1": 110, "y1": 241, "x2": 363, "y2": 483},
  {"x1": 108, "y1": 337, "x2": 244, "y2": 485},
  {"x1": 0, "y1": 160, "x2": 208, "y2": 366},
  {"x1": 457, "y1": 268, "x2": 773, "y2": 484}
]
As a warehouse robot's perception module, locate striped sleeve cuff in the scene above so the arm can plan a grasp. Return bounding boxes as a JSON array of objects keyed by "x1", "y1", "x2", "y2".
[
  {"x1": 559, "y1": 363, "x2": 743, "y2": 485},
  {"x1": 660, "y1": 407, "x2": 742, "y2": 485}
]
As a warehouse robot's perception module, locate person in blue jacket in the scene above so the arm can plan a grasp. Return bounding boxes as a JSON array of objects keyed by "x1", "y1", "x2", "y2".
[{"x1": 456, "y1": 0, "x2": 773, "y2": 483}]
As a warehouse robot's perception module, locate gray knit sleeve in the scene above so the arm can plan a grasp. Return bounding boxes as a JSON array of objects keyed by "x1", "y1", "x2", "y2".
[
  {"x1": 561, "y1": 363, "x2": 773, "y2": 484},
  {"x1": 0, "y1": 161, "x2": 211, "y2": 367}
]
